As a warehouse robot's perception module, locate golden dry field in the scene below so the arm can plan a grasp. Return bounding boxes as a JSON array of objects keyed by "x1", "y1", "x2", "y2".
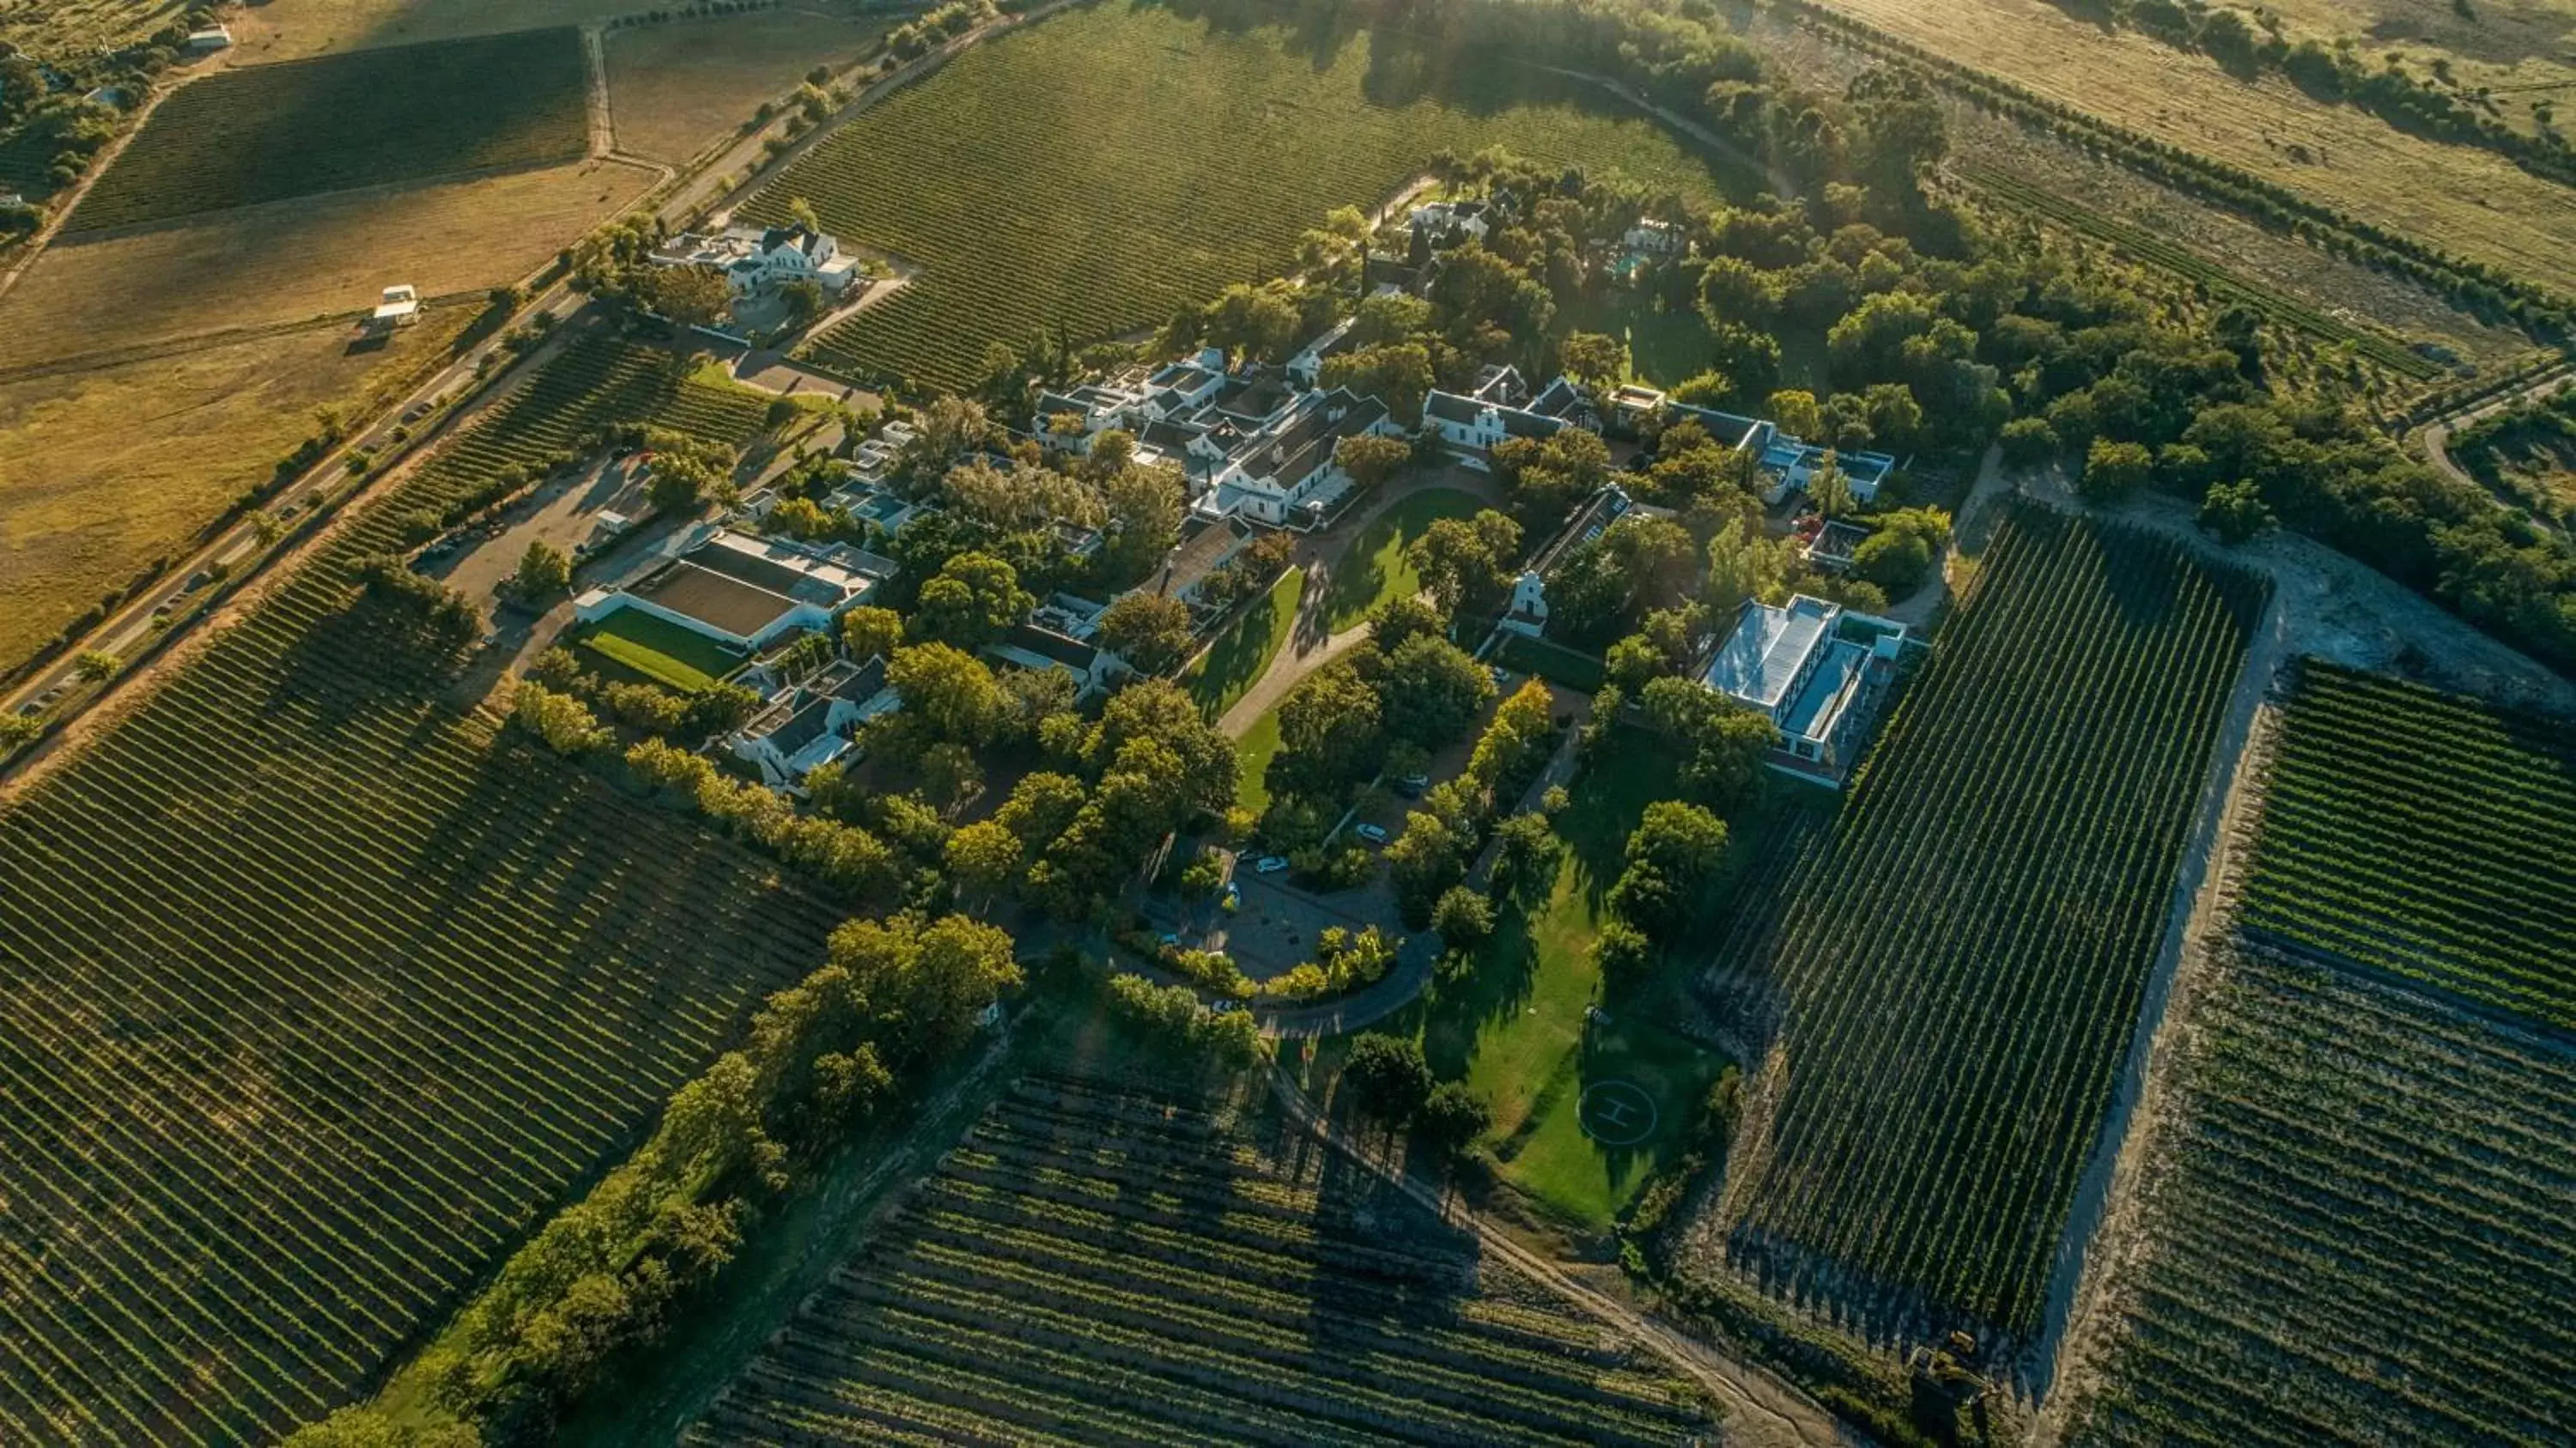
[
  {"x1": 222, "y1": 0, "x2": 654, "y2": 62},
  {"x1": 605, "y1": 10, "x2": 892, "y2": 164},
  {"x1": 0, "y1": 312, "x2": 471, "y2": 670},
  {"x1": 1809, "y1": 0, "x2": 2576, "y2": 297},
  {"x1": 0, "y1": 0, "x2": 181, "y2": 52},
  {"x1": 0, "y1": 158, "x2": 653, "y2": 368}
]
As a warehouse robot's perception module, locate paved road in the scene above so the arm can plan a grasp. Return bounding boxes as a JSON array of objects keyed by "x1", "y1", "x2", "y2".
[{"x1": 2416, "y1": 356, "x2": 2575, "y2": 500}]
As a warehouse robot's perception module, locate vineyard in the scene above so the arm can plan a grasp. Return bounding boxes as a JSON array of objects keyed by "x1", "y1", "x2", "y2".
[
  {"x1": 2238, "y1": 661, "x2": 2576, "y2": 1031},
  {"x1": 2066, "y1": 945, "x2": 2576, "y2": 1446},
  {"x1": 748, "y1": 3, "x2": 1731, "y2": 394},
  {"x1": 1953, "y1": 161, "x2": 2444, "y2": 382},
  {"x1": 0, "y1": 332, "x2": 830, "y2": 1445},
  {"x1": 1701, "y1": 506, "x2": 2269, "y2": 1344},
  {"x1": 687, "y1": 1074, "x2": 1718, "y2": 1445},
  {"x1": 66, "y1": 27, "x2": 590, "y2": 233}
]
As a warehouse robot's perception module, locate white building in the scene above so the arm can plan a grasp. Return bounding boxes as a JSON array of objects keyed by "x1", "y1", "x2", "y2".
[
  {"x1": 1196, "y1": 386, "x2": 1400, "y2": 528},
  {"x1": 654, "y1": 224, "x2": 860, "y2": 298},
  {"x1": 1643, "y1": 392, "x2": 1899, "y2": 507},
  {"x1": 982, "y1": 595, "x2": 1123, "y2": 699},
  {"x1": 1703, "y1": 594, "x2": 1905, "y2": 774},
  {"x1": 1423, "y1": 368, "x2": 1594, "y2": 462},
  {"x1": 1408, "y1": 199, "x2": 1491, "y2": 246},
  {"x1": 574, "y1": 530, "x2": 895, "y2": 653},
  {"x1": 730, "y1": 654, "x2": 902, "y2": 791},
  {"x1": 1498, "y1": 484, "x2": 1652, "y2": 640}
]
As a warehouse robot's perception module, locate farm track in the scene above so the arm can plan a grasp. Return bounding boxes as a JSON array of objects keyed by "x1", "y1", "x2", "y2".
[
  {"x1": 0, "y1": 333, "x2": 836, "y2": 1445},
  {"x1": 684, "y1": 1075, "x2": 1730, "y2": 1445}
]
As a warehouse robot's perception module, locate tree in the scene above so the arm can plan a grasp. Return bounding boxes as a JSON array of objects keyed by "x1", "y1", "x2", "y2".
[
  {"x1": 1495, "y1": 427, "x2": 1610, "y2": 529},
  {"x1": 1272, "y1": 662, "x2": 1384, "y2": 797},
  {"x1": 72, "y1": 650, "x2": 120, "y2": 682},
  {"x1": 513, "y1": 540, "x2": 573, "y2": 599},
  {"x1": 638, "y1": 265, "x2": 730, "y2": 330},
  {"x1": 910, "y1": 551, "x2": 1030, "y2": 647},
  {"x1": 2199, "y1": 478, "x2": 2275, "y2": 544},
  {"x1": 1203, "y1": 281, "x2": 1303, "y2": 363},
  {"x1": 885, "y1": 642, "x2": 1005, "y2": 748},
  {"x1": 1386, "y1": 810, "x2": 1469, "y2": 926},
  {"x1": 512, "y1": 680, "x2": 610, "y2": 756},
  {"x1": 1368, "y1": 594, "x2": 1446, "y2": 656},
  {"x1": 824, "y1": 911, "x2": 1020, "y2": 1068},
  {"x1": 840, "y1": 605, "x2": 903, "y2": 663},
  {"x1": 1333, "y1": 433, "x2": 1413, "y2": 491},
  {"x1": 1558, "y1": 331, "x2": 1628, "y2": 394},
  {"x1": 1607, "y1": 800, "x2": 1728, "y2": 939},
  {"x1": 1418, "y1": 1082, "x2": 1492, "y2": 1157},
  {"x1": 1100, "y1": 460, "x2": 1185, "y2": 585},
  {"x1": 1377, "y1": 634, "x2": 1498, "y2": 750},
  {"x1": 1705, "y1": 517, "x2": 1792, "y2": 615},
  {"x1": 1807, "y1": 452, "x2": 1855, "y2": 520},
  {"x1": 944, "y1": 818, "x2": 1024, "y2": 903},
  {"x1": 2081, "y1": 438, "x2": 2154, "y2": 502},
  {"x1": 1406, "y1": 508, "x2": 1523, "y2": 617},
  {"x1": 1097, "y1": 591, "x2": 1195, "y2": 676},
  {"x1": 1851, "y1": 528, "x2": 1935, "y2": 596},
  {"x1": 1593, "y1": 918, "x2": 1653, "y2": 983},
  {"x1": 1639, "y1": 677, "x2": 1777, "y2": 807},
  {"x1": 1320, "y1": 344, "x2": 1435, "y2": 422},
  {"x1": 1489, "y1": 811, "x2": 1563, "y2": 906},
  {"x1": 1999, "y1": 416, "x2": 2061, "y2": 469},
  {"x1": 1085, "y1": 678, "x2": 1237, "y2": 815},
  {"x1": 1766, "y1": 389, "x2": 1824, "y2": 441},
  {"x1": 1342, "y1": 1033, "x2": 1433, "y2": 1125},
  {"x1": 1431, "y1": 885, "x2": 1495, "y2": 952}
]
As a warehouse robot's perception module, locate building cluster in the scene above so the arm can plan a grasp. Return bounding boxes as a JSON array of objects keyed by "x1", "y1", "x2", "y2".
[{"x1": 651, "y1": 222, "x2": 863, "y2": 300}]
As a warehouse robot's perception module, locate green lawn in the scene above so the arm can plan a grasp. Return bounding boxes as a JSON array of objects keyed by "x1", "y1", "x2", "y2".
[
  {"x1": 1187, "y1": 566, "x2": 1303, "y2": 718},
  {"x1": 1400, "y1": 732, "x2": 1729, "y2": 1235},
  {"x1": 1231, "y1": 705, "x2": 1285, "y2": 815},
  {"x1": 1497, "y1": 632, "x2": 1607, "y2": 694},
  {"x1": 1553, "y1": 289, "x2": 1715, "y2": 390},
  {"x1": 580, "y1": 609, "x2": 742, "y2": 694},
  {"x1": 1321, "y1": 487, "x2": 1485, "y2": 631}
]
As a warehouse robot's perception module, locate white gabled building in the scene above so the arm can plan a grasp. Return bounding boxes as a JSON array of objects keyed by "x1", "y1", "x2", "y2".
[
  {"x1": 730, "y1": 654, "x2": 902, "y2": 792},
  {"x1": 654, "y1": 223, "x2": 861, "y2": 298},
  {"x1": 1423, "y1": 368, "x2": 1595, "y2": 463},
  {"x1": 1196, "y1": 386, "x2": 1400, "y2": 529},
  {"x1": 1703, "y1": 593, "x2": 1906, "y2": 777}
]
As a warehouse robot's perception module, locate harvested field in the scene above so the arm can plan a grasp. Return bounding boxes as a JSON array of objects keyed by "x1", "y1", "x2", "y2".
[
  {"x1": 754, "y1": 3, "x2": 1738, "y2": 392},
  {"x1": 684, "y1": 1073, "x2": 1720, "y2": 1445},
  {"x1": 1798, "y1": 0, "x2": 2576, "y2": 300},
  {"x1": 0, "y1": 333, "x2": 828, "y2": 1445},
  {"x1": 2061, "y1": 944, "x2": 2576, "y2": 1446},
  {"x1": 2239, "y1": 662, "x2": 2576, "y2": 1031},
  {"x1": 605, "y1": 10, "x2": 892, "y2": 165},
  {"x1": 228, "y1": 0, "x2": 690, "y2": 63},
  {"x1": 1699, "y1": 506, "x2": 2268, "y2": 1346},
  {"x1": 0, "y1": 312, "x2": 472, "y2": 673},
  {"x1": 0, "y1": 159, "x2": 655, "y2": 369},
  {"x1": 67, "y1": 27, "x2": 590, "y2": 232}
]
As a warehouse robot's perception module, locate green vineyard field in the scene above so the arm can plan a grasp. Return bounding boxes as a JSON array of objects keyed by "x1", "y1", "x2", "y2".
[
  {"x1": 66, "y1": 27, "x2": 590, "y2": 234},
  {"x1": 1704, "y1": 506, "x2": 2268, "y2": 1342},
  {"x1": 2239, "y1": 662, "x2": 2576, "y2": 1031},
  {"x1": 1954, "y1": 161, "x2": 2444, "y2": 382},
  {"x1": 0, "y1": 333, "x2": 836, "y2": 1445},
  {"x1": 2068, "y1": 946, "x2": 2576, "y2": 1447},
  {"x1": 749, "y1": 3, "x2": 1735, "y2": 393},
  {"x1": 687, "y1": 1074, "x2": 1718, "y2": 1445}
]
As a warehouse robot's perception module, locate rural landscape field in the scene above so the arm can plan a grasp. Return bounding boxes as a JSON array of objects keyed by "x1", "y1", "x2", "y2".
[{"x1": 1, "y1": 0, "x2": 2569, "y2": 1444}]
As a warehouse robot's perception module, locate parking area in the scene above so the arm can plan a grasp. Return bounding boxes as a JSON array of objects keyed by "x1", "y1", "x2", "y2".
[{"x1": 421, "y1": 454, "x2": 651, "y2": 605}]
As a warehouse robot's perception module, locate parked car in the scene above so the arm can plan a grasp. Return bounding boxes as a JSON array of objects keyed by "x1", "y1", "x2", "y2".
[
  {"x1": 1395, "y1": 771, "x2": 1431, "y2": 797},
  {"x1": 1489, "y1": 665, "x2": 1510, "y2": 687},
  {"x1": 1355, "y1": 823, "x2": 1390, "y2": 846},
  {"x1": 1254, "y1": 855, "x2": 1290, "y2": 874}
]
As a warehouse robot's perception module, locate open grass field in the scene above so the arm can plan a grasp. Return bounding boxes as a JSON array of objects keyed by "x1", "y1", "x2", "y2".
[
  {"x1": 579, "y1": 607, "x2": 742, "y2": 694},
  {"x1": 0, "y1": 311, "x2": 474, "y2": 674},
  {"x1": 1406, "y1": 732, "x2": 1735, "y2": 1235},
  {"x1": 1231, "y1": 704, "x2": 1285, "y2": 814},
  {"x1": 2237, "y1": 662, "x2": 2576, "y2": 1031},
  {"x1": 682, "y1": 1072, "x2": 1721, "y2": 1445},
  {"x1": 1187, "y1": 565, "x2": 1304, "y2": 718},
  {"x1": 0, "y1": 0, "x2": 181, "y2": 52},
  {"x1": 0, "y1": 159, "x2": 654, "y2": 368},
  {"x1": 0, "y1": 332, "x2": 819, "y2": 1445},
  {"x1": 605, "y1": 10, "x2": 892, "y2": 165},
  {"x1": 66, "y1": 27, "x2": 589, "y2": 234},
  {"x1": 2063, "y1": 944, "x2": 2576, "y2": 1446},
  {"x1": 1698, "y1": 506, "x2": 2268, "y2": 1345},
  {"x1": 1553, "y1": 289, "x2": 1716, "y2": 391},
  {"x1": 1321, "y1": 486, "x2": 1485, "y2": 631},
  {"x1": 752, "y1": 2, "x2": 1739, "y2": 393},
  {"x1": 1799, "y1": 0, "x2": 2576, "y2": 301}
]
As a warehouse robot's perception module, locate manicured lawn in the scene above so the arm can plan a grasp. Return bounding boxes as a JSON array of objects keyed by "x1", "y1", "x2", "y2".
[
  {"x1": 1404, "y1": 732, "x2": 1730, "y2": 1235},
  {"x1": 580, "y1": 609, "x2": 742, "y2": 693},
  {"x1": 1230, "y1": 705, "x2": 1285, "y2": 815},
  {"x1": 1497, "y1": 632, "x2": 1607, "y2": 694},
  {"x1": 1320, "y1": 487, "x2": 1485, "y2": 631},
  {"x1": 1554, "y1": 289, "x2": 1714, "y2": 390},
  {"x1": 1186, "y1": 566, "x2": 1303, "y2": 717}
]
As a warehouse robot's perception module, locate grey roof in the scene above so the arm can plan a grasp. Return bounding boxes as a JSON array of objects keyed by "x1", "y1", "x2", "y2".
[
  {"x1": 1704, "y1": 596, "x2": 1838, "y2": 714},
  {"x1": 1244, "y1": 391, "x2": 1388, "y2": 485},
  {"x1": 1781, "y1": 639, "x2": 1868, "y2": 745},
  {"x1": 1424, "y1": 391, "x2": 1479, "y2": 425},
  {"x1": 1528, "y1": 375, "x2": 1587, "y2": 418},
  {"x1": 688, "y1": 538, "x2": 845, "y2": 605},
  {"x1": 829, "y1": 654, "x2": 889, "y2": 703},
  {"x1": 761, "y1": 692, "x2": 840, "y2": 757},
  {"x1": 1159, "y1": 516, "x2": 1255, "y2": 598},
  {"x1": 997, "y1": 622, "x2": 1098, "y2": 670}
]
